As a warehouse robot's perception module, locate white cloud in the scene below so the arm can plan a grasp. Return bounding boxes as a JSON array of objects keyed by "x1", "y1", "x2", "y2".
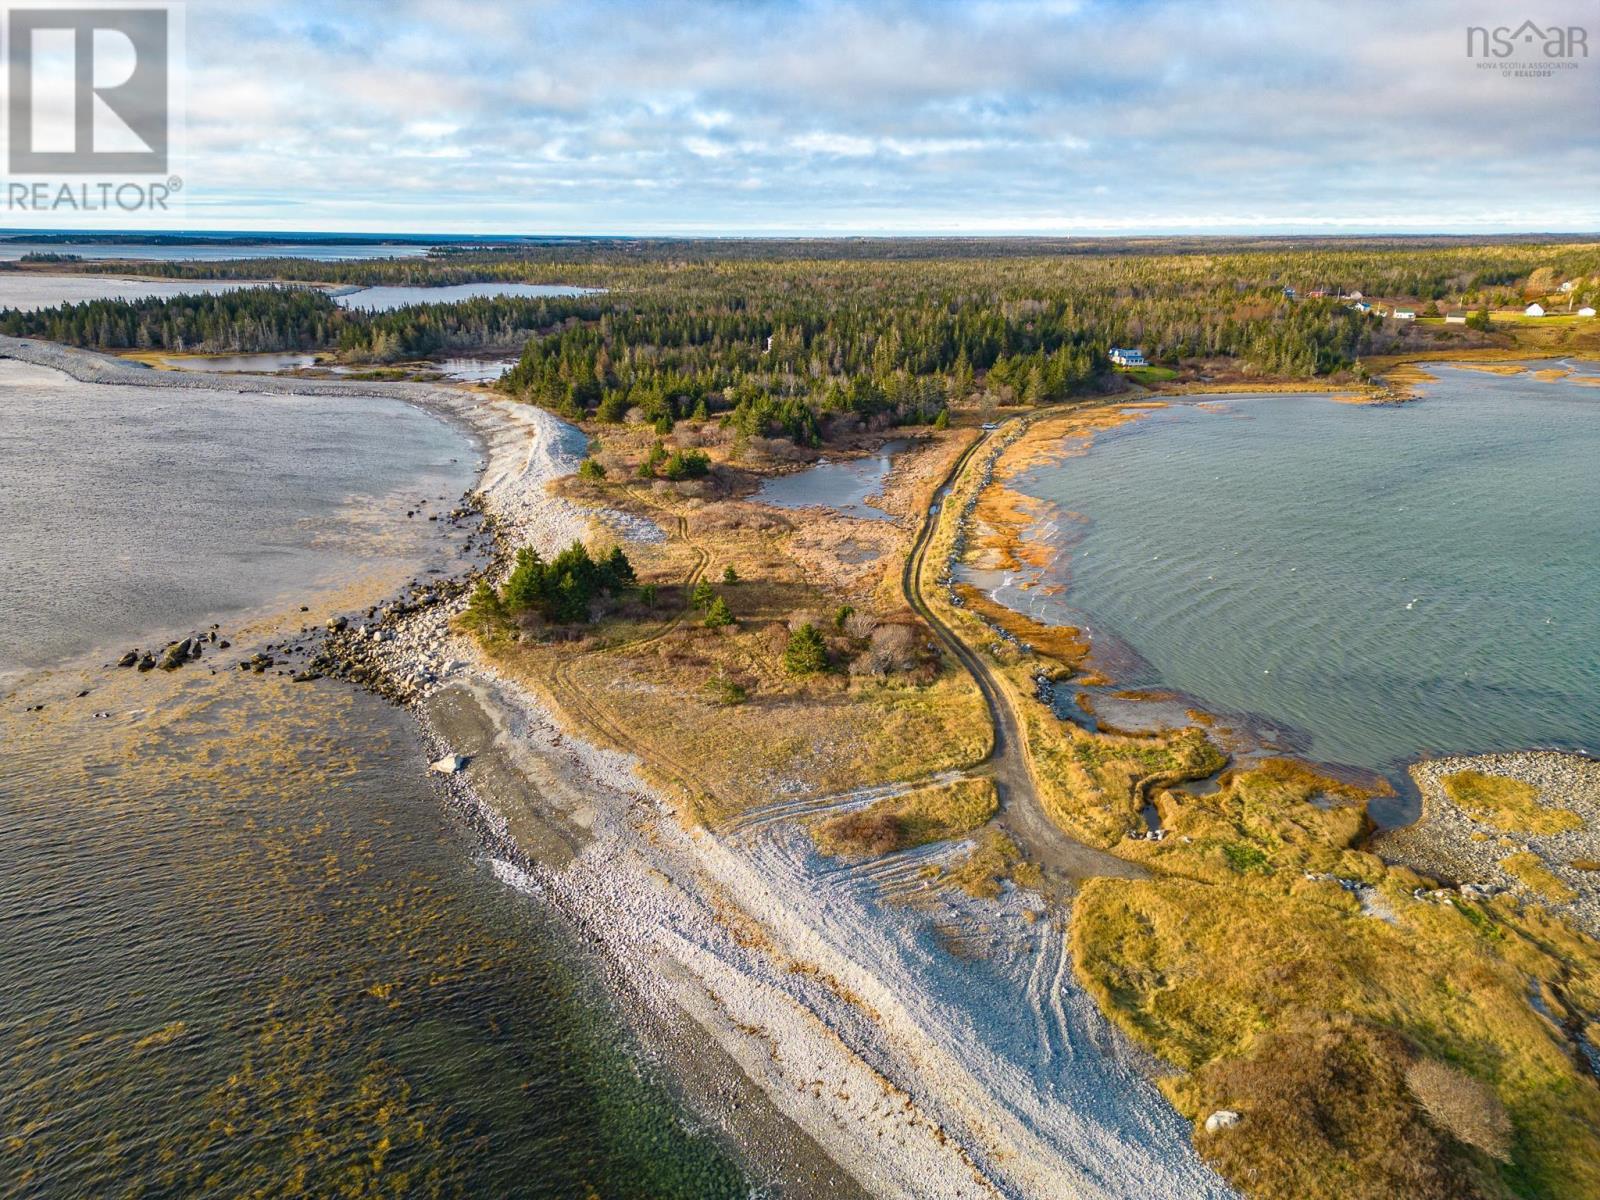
[{"x1": 144, "y1": 0, "x2": 1600, "y2": 234}]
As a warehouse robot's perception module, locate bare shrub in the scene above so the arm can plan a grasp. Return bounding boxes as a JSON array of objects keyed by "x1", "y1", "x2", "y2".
[
  {"x1": 816, "y1": 809, "x2": 904, "y2": 856},
  {"x1": 692, "y1": 505, "x2": 792, "y2": 535},
  {"x1": 843, "y1": 610, "x2": 880, "y2": 640},
  {"x1": 788, "y1": 610, "x2": 826, "y2": 633},
  {"x1": 870, "y1": 623, "x2": 921, "y2": 670},
  {"x1": 749, "y1": 436, "x2": 817, "y2": 463},
  {"x1": 849, "y1": 647, "x2": 891, "y2": 677},
  {"x1": 1405, "y1": 1060, "x2": 1512, "y2": 1162}
]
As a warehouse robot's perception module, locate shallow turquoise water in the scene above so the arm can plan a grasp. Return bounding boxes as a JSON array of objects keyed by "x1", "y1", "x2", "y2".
[
  {"x1": 995, "y1": 364, "x2": 1600, "y2": 787},
  {"x1": 0, "y1": 363, "x2": 745, "y2": 1197}
]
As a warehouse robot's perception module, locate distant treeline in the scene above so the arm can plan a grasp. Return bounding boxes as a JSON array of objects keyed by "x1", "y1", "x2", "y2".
[
  {"x1": 6, "y1": 238, "x2": 1598, "y2": 441},
  {"x1": 0, "y1": 288, "x2": 603, "y2": 359}
]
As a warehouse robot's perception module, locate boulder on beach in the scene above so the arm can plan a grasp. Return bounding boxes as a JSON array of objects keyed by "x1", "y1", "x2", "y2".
[
  {"x1": 1204, "y1": 1110, "x2": 1241, "y2": 1134},
  {"x1": 430, "y1": 753, "x2": 468, "y2": 775}
]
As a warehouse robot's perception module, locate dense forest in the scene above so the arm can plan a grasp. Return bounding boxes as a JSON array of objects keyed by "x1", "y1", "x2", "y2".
[
  {"x1": 0, "y1": 288, "x2": 603, "y2": 359},
  {"x1": 4, "y1": 238, "x2": 1598, "y2": 435}
]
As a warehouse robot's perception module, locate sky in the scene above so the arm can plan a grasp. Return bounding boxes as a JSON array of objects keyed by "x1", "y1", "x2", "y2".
[{"x1": 16, "y1": 0, "x2": 1600, "y2": 235}]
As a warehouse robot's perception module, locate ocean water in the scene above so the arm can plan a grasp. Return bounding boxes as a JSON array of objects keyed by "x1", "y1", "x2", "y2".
[
  {"x1": 0, "y1": 274, "x2": 252, "y2": 312},
  {"x1": 0, "y1": 241, "x2": 434, "y2": 262},
  {"x1": 0, "y1": 362, "x2": 745, "y2": 1197},
  {"x1": 987, "y1": 364, "x2": 1600, "y2": 789},
  {"x1": 0, "y1": 361, "x2": 469, "y2": 677}
]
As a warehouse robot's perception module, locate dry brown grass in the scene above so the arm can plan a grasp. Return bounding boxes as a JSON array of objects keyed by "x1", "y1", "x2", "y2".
[
  {"x1": 1181, "y1": 1017, "x2": 1513, "y2": 1200},
  {"x1": 1498, "y1": 851, "x2": 1577, "y2": 903},
  {"x1": 1070, "y1": 753, "x2": 1600, "y2": 1200},
  {"x1": 926, "y1": 828, "x2": 1041, "y2": 899},
  {"x1": 483, "y1": 433, "x2": 993, "y2": 826},
  {"x1": 1441, "y1": 771, "x2": 1582, "y2": 836},
  {"x1": 812, "y1": 777, "x2": 998, "y2": 858}
]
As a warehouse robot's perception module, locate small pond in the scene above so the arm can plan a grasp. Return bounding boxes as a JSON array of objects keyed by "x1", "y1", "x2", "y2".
[{"x1": 753, "y1": 439, "x2": 909, "y2": 521}]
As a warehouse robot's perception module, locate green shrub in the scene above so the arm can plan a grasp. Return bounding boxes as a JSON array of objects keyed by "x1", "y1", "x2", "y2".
[
  {"x1": 704, "y1": 596, "x2": 735, "y2": 628},
  {"x1": 722, "y1": 565, "x2": 739, "y2": 584},
  {"x1": 663, "y1": 448, "x2": 711, "y2": 481},
  {"x1": 783, "y1": 624, "x2": 829, "y2": 675},
  {"x1": 497, "y1": 541, "x2": 634, "y2": 625},
  {"x1": 704, "y1": 672, "x2": 747, "y2": 706},
  {"x1": 689, "y1": 579, "x2": 716, "y2": 611},
  {"x1": 577, "y1": 457, "x2": 605, "y2": 482}
]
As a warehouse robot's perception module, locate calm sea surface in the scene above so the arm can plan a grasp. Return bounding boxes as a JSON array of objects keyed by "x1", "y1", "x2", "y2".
[
  {"x1": 0, "y1": 362, "x2": 744, "y2": 1197},
  {"x1": 0, "y1": 274, "x2": 253, "y2": 312},
  {"x1": 0, "y1": 242, "x2": 433, "y2": 262},
  {"x1": 985, "y1": 365, "x2": 1600, "y2": 788}
]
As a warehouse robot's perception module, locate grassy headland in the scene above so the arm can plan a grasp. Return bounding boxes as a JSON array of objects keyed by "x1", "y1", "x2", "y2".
[{"x1": 925, "y1": 400, "x2": 1600, "y2": 1200}]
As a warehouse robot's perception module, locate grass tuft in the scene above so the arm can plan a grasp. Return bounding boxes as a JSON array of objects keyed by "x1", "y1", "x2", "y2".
[{"x1": 1441, "y1": 771, "x2": 1582, "y2": 836}]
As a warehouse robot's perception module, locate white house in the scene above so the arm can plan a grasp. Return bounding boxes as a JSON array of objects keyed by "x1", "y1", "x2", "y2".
[
  {"x1": 1580, "y1": 307, "x2": 1597, "y2": 318},
  {"x1": 1444, "y1": 310, "x2": 1468, "y2": 324},
  {"x1": 1352, "y1": 301, "x2": 1372, "y2": 313},
  {"x1": 1109, "y1": 347, "x2": 1148, "y2": 367},
  {"x1": 1391, "y1": 309, "x2": 1416, "y2": 320},
  {"x1": 1525, "y1": 303, "x2": 1546, "y2": 317}
]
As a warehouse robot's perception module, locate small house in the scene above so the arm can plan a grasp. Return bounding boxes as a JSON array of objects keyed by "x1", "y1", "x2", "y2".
[
  {"x1": 1579, "y1": 307, "x2": 1597, "y2": 318},
  {"x1": 1525, "y1": 303, "x2": 1546, "y2": 317},
  {"x1": 1391, "y1": 309, "x2": 1416, "y2": 320},
  {"x1": 1352, "y1": 301, "x2": 1373, "y2": 313},
  {"x1": 1444, "y1": 310, "x2": 1468, "y2": 324},
  {"x1": 1109, "y1": 347, "x2": 1148, "y2": 368}
]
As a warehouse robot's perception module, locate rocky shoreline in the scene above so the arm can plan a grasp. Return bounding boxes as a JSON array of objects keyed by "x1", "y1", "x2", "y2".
[{"x1": 1377, "y1": 751, "x2": 1600, "y2": 940}]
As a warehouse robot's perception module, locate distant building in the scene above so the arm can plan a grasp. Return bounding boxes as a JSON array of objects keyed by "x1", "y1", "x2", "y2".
[
  {"x1": 1391, "y1": 309, "x2": 1416, "y2": 320},
  {"x1": 1352, "y1": 301, "x2": 1373, "y2": 313},
  {"x1": 1282, "y1": 286, "x2": 1297, "y2": 299},
  {"x1": 1109, "y1": 347, "x2": 1148, "y2": 367},
  {"x1": 1580, "y1": 307, "x2": 1597, "y2": 318},
  {"x1": 1525, "y1": 303, "x2": 1546, "y2": 317},
  {"x1": 1444, "y1": 310, "x2": 1468, "y2": 324},
  {"x1": 1308, "y1": 288, "x2": 1329, "y2": 298}
]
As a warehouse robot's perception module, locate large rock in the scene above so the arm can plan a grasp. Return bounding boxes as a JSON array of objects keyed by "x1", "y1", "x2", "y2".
[
  {"x1": 430, "y1": 753, "x2": 468, "y2": 775},
  {"x1": 1204, "y1": 1110, "x2": 1241, "y2": 1134}
]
